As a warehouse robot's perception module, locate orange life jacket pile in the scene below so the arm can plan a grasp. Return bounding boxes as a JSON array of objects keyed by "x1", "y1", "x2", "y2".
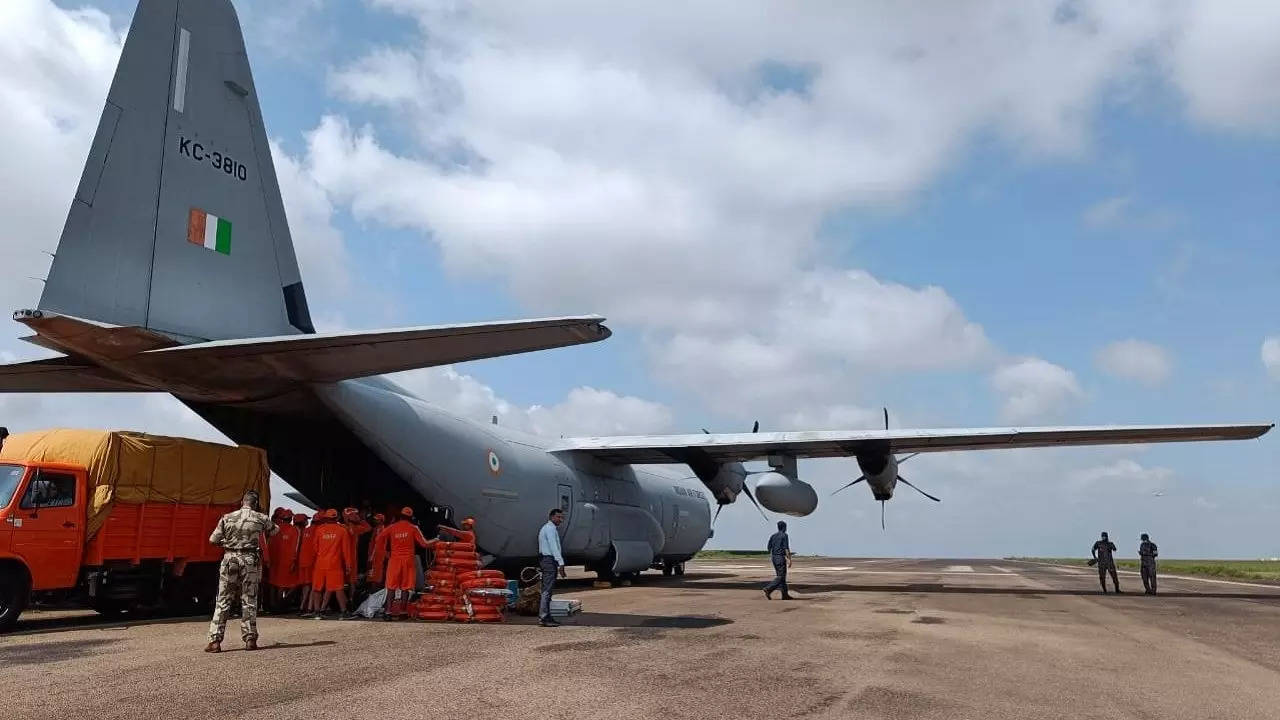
[{"x1": 410, "y1": 541, "x2": 508, "y2": 622}]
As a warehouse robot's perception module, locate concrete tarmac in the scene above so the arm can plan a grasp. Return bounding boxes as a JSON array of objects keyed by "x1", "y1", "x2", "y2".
[{"x1": 4, "y1": 557, "x2": 1280, "y2": 719}]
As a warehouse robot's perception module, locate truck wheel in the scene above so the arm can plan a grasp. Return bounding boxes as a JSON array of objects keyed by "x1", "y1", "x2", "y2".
[{"x1": 0, "y1": 569, "x2": 28, "y2": 632}]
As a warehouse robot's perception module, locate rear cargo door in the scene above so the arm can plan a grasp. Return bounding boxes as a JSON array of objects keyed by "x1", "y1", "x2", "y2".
[{"x1": 11, "y1": 469, "x2": 83, "y2": 590}]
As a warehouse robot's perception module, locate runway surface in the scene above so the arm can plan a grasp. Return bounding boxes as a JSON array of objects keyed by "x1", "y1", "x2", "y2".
[{"x1": 4, "y1": 557, "x2": 1280, "y2": 719}]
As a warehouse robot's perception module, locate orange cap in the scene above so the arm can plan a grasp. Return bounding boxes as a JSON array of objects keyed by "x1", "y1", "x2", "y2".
[
  {"x1": 373, "y1": 513, "x2": 385, "y2": 523},
  {"x1": 324, "y1": 508, "x2": 339, "y2": 520},
  {"x1": 293, "y1": 513, "x2": 309, "y2": 524},
  {"x1": 400, "y1": 506, "x2": 414, "y2": 519}
]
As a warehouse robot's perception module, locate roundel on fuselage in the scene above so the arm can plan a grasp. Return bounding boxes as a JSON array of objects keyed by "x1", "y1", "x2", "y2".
[{"x1": 487, "y1": 449, "x2": 501, "y2": 475}]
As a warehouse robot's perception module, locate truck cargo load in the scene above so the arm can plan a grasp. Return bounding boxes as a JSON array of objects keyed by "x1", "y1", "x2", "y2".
[{"x1": 0, "y1": 428, "x2": 270, "y2": 538}]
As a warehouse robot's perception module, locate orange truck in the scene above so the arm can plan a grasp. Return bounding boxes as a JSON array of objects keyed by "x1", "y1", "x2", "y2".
[{"x1": 0, "y1": 429, "x2": 270, "y2": 631}]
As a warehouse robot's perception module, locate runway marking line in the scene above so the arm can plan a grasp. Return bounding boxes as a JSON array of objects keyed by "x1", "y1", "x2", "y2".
[{"x1": 944, "y1": 565, "x2": 974, "y2": 573}]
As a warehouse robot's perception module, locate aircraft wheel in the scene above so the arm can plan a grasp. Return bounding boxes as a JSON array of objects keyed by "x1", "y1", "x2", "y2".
[
  {"x1": 674, "y1": 563, "x2": 685, "y2": 576},
  {"x1": 662, "y1": 564, "x2": 673, "y2": 577}
]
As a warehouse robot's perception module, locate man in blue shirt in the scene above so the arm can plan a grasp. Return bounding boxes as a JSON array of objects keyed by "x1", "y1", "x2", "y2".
[
  {"x1": 764, "y1": 520, "x2": 793, "y2": 600},
  {"x1": 537, "y1": 508, "x2": 567, "y2": 627}
]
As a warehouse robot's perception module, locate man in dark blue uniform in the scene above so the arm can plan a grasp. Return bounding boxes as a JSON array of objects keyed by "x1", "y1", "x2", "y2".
[{"x1": 764, "y1": 520, "x2": 793, "y2": 600}]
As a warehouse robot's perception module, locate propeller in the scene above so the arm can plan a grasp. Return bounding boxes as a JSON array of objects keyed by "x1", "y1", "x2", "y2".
[
  {"x1": 705, "y1": 421, "x2": 767, "y2": 524},
  {"x1": 897, "y1": 475, "x2": 940, "y2": 502},
  {"x1": 831, "y1": 476, "x2": 865, "y2": 496},
  {"x1": 833, "y1": 408, "x2": 941, "y2": 529}
]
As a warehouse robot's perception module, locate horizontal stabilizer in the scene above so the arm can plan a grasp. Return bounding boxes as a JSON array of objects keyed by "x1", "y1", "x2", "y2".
[
  {"x1": 115, "y1": 315, "x2": 611, "y2": 400},
  {"x1": 0, "y1": 356, "x2": 151, "y2": 392},
  {"x1": 553, "y1": 423, "x2": 1274, "y2": 464}
]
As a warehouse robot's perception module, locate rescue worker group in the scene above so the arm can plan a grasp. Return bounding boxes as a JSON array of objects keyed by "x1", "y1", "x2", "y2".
[{"x1": 203, "y1": 491, "x2": 569, "y2": 653}]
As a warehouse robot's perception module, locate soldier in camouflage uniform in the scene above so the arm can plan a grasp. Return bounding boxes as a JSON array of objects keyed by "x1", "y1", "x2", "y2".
[
  {"x1": 1091, "y1": 531, "x2": 1121, "y2": 594},
  {"x1": 1139, "y1": 533, "x2": 1159, "y2": 595},
  {"x1": 205, "y1": 490, "x2": 277, "y2": 652}
]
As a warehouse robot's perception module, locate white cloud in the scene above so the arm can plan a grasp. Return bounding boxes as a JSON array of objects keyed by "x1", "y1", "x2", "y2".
[
  {"x1": 1083, "y1": 196, "x2": 1133, "y2": 228},
  {"x1": 271, "y1": 141, "x2": 352, "y2": 304},
  {"x1": 388, "y1": 366, "x2": 673, "y2": 437},
  {"x1": 1095, "y1": 339, "x2": 1173, "y2": 386},
  {"x1": 1262, "y1": 337, "x2": 1280, "y2": 380},
  {"x1": 990, "y1": 357, "x2": 1083, "y2": 424},
  {"x1": 1067, "y1": 458, "x2": 1173, "y2": 494},
  {"x1": 1165, "y1": 1, "x2": 1280, "y2": 134},
  {"x1": 0, "y1": 1, "x2": 122, "y2": 314}
]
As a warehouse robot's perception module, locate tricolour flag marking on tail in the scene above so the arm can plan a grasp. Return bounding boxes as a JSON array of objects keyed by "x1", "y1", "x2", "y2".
[{"x1": 187, "y1": 207, "x2": 232, "y2": 255}]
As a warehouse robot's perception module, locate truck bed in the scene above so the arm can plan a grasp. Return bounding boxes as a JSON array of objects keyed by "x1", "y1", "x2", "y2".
[{"x1": 85, "y1": 502, "x2": 236, "y2": 566}]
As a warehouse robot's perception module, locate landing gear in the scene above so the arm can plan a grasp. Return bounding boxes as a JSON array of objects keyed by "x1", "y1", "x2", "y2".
[{"x1": 659, "y1": 560, "x2": 686, "y2": 577}]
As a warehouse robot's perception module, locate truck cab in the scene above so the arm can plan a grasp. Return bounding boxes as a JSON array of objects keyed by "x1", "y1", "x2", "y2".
[{"x1": 0, "y1": 461, "x2": 89, "y2": 628}]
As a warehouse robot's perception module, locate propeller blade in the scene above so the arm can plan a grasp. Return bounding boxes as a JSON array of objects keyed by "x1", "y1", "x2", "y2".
[
  {"x1": 898, "y1": 475, "x2": 941, "y2": 502},
  {"x1": 712, "y1": 504, "x2": 724, "y2": 525},
  {"x1": 897, "y1": 452, "x2": 920, "y2": 464},
  {"x1": 752, "y1": 420, "x2": 759, "y2": 433},
  {"x1": 883, "y1": 407, "x2": 889, "y2": 430},
  {"x1": 701, "y1": 428, "x2": 710, "y2": 434},
  {"x1": 880, "y1": 500, "x2": 885, "y2": 530},
  {"x1": 740, "y1": 484, "x2": 769, "y2": 522},
  {"x1": 831, "y1": 476, "x2": 866, "y2": 496}
]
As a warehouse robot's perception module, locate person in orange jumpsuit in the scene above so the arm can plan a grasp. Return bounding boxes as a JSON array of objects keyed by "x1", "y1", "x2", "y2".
[
  {"x1": 293, "y1": 513, "x2": 314, "y2": 614},
  {"x1": 437, "y1": 516, "x2": 477, "y2": 546},
  {"x1": 380, "y1": 507, "x2": 434, "y2": 619},
  {"x1": 341, "y1": 507, "x2": 371, "y2": 587},
  {"x1": 265, "y1": 508, "x2": 299, "y2": 611},
  {"x1": 308, "y1": 509, "x2": 354, "y2": 618},
  {"x1": 367, "y1": 513, "x2": 387, "y2": 588}
]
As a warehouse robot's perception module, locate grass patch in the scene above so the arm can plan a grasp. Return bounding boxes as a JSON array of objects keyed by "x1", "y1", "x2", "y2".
[
  {"x1": 696, "y1": 550, "x2": 771, "y2": 559},
  {"x1": 1010, "y1": 558, "x2": 1280, "y2": 583}
]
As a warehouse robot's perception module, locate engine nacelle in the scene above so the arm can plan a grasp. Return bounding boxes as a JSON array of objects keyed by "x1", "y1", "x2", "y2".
[
  {"x1": 754, "y1": 472, "x2": 818, "y2": 517},
  {"x1": 702, "y1": 462, "x2": 747, "y2": 505},
  {"x1": 855, "y1": 453, "x2": 898, "y2": 500}
]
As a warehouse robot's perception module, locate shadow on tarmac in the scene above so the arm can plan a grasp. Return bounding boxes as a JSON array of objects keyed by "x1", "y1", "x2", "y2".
[
  {"x1": 0, "y1": 638, "x2": 122, "y2": 665},
  {"x1": 507, "y1": 612, "x2": 731, "y2": 630},
  {"x1": 10, "y1": 612, "x2": 208, "y2": 637}
]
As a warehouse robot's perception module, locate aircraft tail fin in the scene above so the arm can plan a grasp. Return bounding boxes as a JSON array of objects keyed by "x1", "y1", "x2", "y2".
[{"x1": 40, "y1": 0, "x2": 313, "y2": 343}]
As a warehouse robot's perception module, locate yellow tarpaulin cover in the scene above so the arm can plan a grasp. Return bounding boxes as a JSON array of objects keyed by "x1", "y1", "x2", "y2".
[{"x1": 0, "y1": 429, "x2": 270, "y2": 538}]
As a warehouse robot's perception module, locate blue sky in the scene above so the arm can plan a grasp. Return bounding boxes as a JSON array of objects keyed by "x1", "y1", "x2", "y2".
[{"x1": 4, "y1": 0, "x2": 1278, "y2": 557}]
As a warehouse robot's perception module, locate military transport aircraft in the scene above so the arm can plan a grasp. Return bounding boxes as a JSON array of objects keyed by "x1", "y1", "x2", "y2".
[{"x1": 0, "y1": 0, "x2": 1269, "y2": 577}]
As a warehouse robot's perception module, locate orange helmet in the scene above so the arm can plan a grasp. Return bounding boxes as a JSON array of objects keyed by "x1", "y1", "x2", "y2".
[
  {"x1": 293, "y1": 513, "x2": 309, "y2": 525},
  {"x1": 461, "y1": 516, "x2": 475, "y2": 530},
  {"x1": 372, "y1": 513, "x2": 386, "y2": 524},
  {"x1": 324, "y1": 508, "x2": 339, "y2": 521},
  {"x1": 400, "y1": 506, "x2": 414, "y2": 519}
]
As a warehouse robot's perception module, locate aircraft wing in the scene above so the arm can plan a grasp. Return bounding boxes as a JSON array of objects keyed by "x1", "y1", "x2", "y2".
[
  {"x1": 0, "y1": 355, "x2": 153, "y2": 392},
  {"x1": 551, "y1": 424, "x2": 1273, "y2": 464}
]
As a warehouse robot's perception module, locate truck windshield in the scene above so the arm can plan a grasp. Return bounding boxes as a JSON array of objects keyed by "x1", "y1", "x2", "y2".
[{"x1": 0, "y1": 464, "x2": 22, "y2": 509}]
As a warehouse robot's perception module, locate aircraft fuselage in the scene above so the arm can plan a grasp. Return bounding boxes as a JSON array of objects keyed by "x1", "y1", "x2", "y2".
[{"x1": 314, "y1": 378, "x2": 712, "y2": 573}]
